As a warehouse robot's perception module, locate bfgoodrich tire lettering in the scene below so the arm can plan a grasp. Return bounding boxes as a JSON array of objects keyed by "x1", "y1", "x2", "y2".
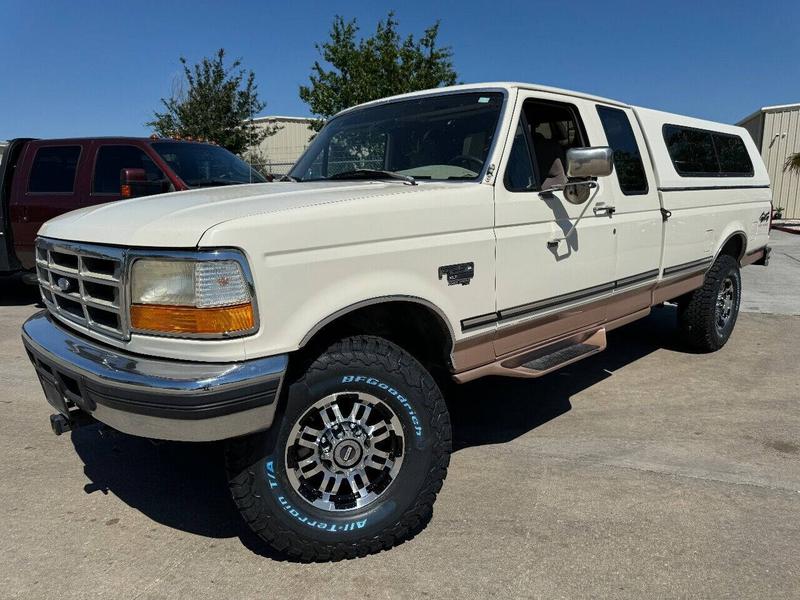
[
  {"x1": 225, "y1": 335, "x2": 451, "y2": 561},
  {"x1": 677, "y1": 254, "x2": 742, "y2": 352}
]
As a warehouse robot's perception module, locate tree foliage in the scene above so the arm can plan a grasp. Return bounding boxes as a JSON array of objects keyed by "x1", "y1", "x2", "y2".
[
  {"x1": 148, "y1": 49, "x2": 272, "y2": 155},
  {"x1": 299, "y1": 12, "x2": 458, "y2": 129},
  {"x1": 785, "y1": 152, "x2": 800, "y2": 173}
]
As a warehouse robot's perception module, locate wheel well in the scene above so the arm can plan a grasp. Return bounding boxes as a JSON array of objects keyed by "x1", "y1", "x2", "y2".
[
  {"x1": 297, "y1": 301, "x2": 455, "y2": 376},
  {"x1": 718, "y1": 233, "x2": 746, "y2": 262}
]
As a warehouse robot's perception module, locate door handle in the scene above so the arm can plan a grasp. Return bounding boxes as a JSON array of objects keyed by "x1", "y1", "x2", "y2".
[{"x1": 593, "y1": 204, "x2": 615, "y2": 216}]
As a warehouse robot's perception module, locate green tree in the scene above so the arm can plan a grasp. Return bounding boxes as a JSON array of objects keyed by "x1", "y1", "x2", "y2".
[
  {"x1": 299, "y1": 12, "x2": 458, "y2": 129},
  {"x1": 148, "y1": 49, "x2": 272, "y2": 155}
]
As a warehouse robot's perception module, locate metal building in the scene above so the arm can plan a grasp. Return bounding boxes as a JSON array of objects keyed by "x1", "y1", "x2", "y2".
[
  {"x1": 0, "y1": 141, "x2": 7, "y2": 165},
  {"x1": 738, "y1": 104, "x2": 800, "y2": 219},
  {"x1": 248, "y1": 116, "x2": 315, "y2": 177}
]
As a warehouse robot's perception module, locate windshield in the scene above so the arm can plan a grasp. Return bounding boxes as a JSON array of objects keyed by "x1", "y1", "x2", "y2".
[
  {"x1": 151, "y1": 142, "x2": 266, "y2": 187},
  {"x1": 290, "y1": 92, "x2": 505, "y2": 182}
]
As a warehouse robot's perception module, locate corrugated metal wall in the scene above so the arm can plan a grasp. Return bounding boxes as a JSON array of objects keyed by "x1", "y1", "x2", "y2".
[
  {"x1": 250, "y1": 117, "x2": 315, "y2": 175},
  {"x1": 760, "y1": 107, "x2": 800, "y2": 219}
]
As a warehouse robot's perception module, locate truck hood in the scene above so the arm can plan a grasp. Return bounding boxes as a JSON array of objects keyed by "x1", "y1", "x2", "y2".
[{"x1": 38, "y1": 181, "x2": 427, "y2": 247}]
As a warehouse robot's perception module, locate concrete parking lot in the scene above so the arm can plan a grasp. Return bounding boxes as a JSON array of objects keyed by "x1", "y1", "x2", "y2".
[{"x1": 1, "y1": 232, "x2": 799, "y2": 599}]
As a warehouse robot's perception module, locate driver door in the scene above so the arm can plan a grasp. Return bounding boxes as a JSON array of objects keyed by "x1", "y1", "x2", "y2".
[{"x1": 493, "y1": 91, "x2": 617, "y2": 356}]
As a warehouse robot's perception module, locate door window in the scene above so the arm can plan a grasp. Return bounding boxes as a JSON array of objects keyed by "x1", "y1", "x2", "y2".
[
  {"x1": 93, "y1": 145, "x2": 165, "y2": 194},
  {"x1": 504, "y1": 122, "x2": 537, "y2": 191},
  {"x1": 596, "y1": 106, "x2": 648, "y2": 195},
  {"x1": 503, "y1": 100, "x2": 588, "y2": 191},
  {"x1": 28, "y1": 146, "x2": 81, "y2": 193}
]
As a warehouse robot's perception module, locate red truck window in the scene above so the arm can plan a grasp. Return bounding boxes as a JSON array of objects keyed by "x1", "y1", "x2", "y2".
[
  {"x1": 28, "y1": 146, "x2": 81, "y2": 194},
  {"x1": 93, "y1": 145, "x2": 166, "y2": 194}
]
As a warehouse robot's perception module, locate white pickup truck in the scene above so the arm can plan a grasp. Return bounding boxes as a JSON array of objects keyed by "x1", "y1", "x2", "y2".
[{"x1": 22, "y1": 82, "x2": 771, "y2": 560}]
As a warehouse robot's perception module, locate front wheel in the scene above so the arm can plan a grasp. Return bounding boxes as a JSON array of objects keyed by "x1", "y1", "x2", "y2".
[
  {"x1": 225, "y1": 336, "x2": 451, "y2": 561},
  {"x1": 677, "y1": 254, "x2": 742, "y2": 352}
]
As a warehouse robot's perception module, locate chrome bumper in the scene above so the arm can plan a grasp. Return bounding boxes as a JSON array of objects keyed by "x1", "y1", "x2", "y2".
[{"x1": 21, "y1": 311, "x2": 288, "y2": 442}]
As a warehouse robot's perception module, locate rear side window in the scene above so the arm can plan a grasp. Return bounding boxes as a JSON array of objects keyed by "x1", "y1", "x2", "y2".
[
  {"x1": 596, "y1": 106, "x2": 648, "y2": 195},
  {"x1": 93, "y1": 145, "x2": 165, "y2": 194},
  {"x1": 713, "y1": 133, "x2": 753, "y2": 176},
  {"x1": 28, "y1": 146, "x2": 81, "y2": 193},
  {"x1": 663, "y1": 125, "x2": 753, "y2": 177}
]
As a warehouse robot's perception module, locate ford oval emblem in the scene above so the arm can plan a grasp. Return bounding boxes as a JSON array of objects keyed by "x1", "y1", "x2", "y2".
[{"x1": 55, "y1": 277, "x2": 72, "y2": 293}]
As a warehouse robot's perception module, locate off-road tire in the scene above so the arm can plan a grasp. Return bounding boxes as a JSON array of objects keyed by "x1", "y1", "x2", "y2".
[
  {"x1": 677, "y1": 254, "x2": 741, "y2": 352},
  {"x1": 225, "y1": 335, "x2": 451, "y2": 561}
]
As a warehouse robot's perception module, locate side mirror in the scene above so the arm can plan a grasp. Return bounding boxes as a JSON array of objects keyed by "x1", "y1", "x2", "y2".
[
  {"x1": 566, "y1": 147, "x2": 614, "y2": 178},
  {"x1": 120, "y1": 168, "x2": 165, "y2": 198}
]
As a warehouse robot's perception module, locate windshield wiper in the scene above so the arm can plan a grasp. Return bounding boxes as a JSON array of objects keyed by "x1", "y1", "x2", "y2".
[{"x1": 327, "y1": 169, "x2": 416, "y2": 186}]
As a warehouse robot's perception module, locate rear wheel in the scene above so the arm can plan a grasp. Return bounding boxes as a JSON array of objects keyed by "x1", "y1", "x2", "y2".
[
  {"x1": 225, "y1": 335, "x2": 451, "y2": 561},
  {"x1": 677, "y1": 254, "x2": 741, "y2": 351}
]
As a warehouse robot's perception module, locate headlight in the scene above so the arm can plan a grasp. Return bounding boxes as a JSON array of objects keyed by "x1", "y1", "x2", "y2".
[{"x1": 129, "y1": 257, "x2": 256, "y2": 337}]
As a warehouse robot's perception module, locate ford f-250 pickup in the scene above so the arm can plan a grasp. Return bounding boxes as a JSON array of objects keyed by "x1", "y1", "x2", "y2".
[{"x1": 21, "y1": 83, "x2": 771, "y2": 561}]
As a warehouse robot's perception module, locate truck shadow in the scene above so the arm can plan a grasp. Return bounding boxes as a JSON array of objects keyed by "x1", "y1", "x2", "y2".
[
  {"x1": 68, "y1": 305, "x2": 683, "y2": 560},
  {"x1": 448, "y1": 305, "x2": 684, "y2": 450},
  {"x1": 0, "y1": 275, "x2": 42, "y2": 307}
]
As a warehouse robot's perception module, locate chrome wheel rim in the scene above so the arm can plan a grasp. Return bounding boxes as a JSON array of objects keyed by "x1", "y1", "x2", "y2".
[
  {"x1": 715, "y1": 276, "x2": 736, "y2": 332},
  {"x1": 285, "y1": 391, "x2": 405, "y2": 512}
]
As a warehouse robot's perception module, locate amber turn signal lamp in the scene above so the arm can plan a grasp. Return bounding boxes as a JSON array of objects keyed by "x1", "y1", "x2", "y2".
[{"x1": 130, "y1": 303, "x2": 255, "y2": 335}]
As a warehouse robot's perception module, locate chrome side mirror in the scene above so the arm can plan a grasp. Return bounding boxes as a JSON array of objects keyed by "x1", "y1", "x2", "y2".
[{"x1": 566, "y1": 146, "x2": 614, "y2": 178}]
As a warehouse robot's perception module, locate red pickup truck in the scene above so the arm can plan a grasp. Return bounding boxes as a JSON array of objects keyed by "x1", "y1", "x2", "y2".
[{"x1": 0, "y1": 137, "x2": 266, "y2": 275}]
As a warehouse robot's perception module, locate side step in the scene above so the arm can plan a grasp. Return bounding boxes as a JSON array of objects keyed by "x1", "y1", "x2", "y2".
[
  {"x1": 519, "y1": 341, "x2": 601, "y2": 372},
  {"x1": 453, "y1": 328, "x2": 607, "y2": 382},
  {"x1": 500, "y1": 328, "x2": 606, "y2": 377}
]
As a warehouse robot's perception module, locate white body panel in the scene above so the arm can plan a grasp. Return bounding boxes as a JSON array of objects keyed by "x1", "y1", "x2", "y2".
[
  {"x1": 634, "y1": 107, "x2": 771, "y2": 271},
  {"x1": 493, "y1": 90, "x2": 617, "y2": 354},
  {"x1": 37, "y1": 83, "x2": 772, "y2": 366}
]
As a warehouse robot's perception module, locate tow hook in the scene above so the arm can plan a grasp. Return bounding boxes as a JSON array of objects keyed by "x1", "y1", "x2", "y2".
[
  {"x1": 49, "y1": 413, "x2": 72, "y2": 436},
  {"x1": 49, "y1": 411, "x2": 96, "y2": 436}
]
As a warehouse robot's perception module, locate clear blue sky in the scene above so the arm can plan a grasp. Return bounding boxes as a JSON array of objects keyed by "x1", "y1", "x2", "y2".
[{"x1": 2, "y1": 0, "x2": 799, "y2": 139}]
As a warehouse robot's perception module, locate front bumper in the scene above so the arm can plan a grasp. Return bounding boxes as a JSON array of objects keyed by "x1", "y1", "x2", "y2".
[{"x1": 21, "y1": 311, "x2": 288, "y2": 442}]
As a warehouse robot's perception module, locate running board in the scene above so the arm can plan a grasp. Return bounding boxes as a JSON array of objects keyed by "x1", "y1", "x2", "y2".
[{"x1": 453, "y1": 328, "x2": 607, "y2": 382}]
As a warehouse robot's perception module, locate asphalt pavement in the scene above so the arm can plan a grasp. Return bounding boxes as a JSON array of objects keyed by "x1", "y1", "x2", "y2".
[{"x1": 1, "y1": 233, "x2": 798, "y2": 599}]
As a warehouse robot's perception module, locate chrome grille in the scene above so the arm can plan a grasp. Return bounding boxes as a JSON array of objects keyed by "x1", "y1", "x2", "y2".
[{"x1": 36, "y1": 238, "x2": 129, "y2": 340}]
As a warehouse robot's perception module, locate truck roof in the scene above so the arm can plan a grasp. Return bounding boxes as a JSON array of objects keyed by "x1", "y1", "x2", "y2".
[
  {"x1": 11, "y1": 137, "x2": 214, "y2": 145},
  {"x1": 334, "y1": 81, "x2": 748, "y2": 131},
  {"x1": 333, "y1": 82, "x2": 631, "y2": 118}
]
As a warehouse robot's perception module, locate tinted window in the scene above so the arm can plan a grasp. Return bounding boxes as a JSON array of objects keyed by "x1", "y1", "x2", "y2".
[
  {"x1": 28, "y1": 146, "x2": 81, "y2": 193},
  {"x1": 597, "y1": 106, "x2": 648, "y2": 195},
  {"x1": 504, "y1": 122, "x2": 536, "y2": 191},
  {"x1": 663, "y1": 125, "x2": 717, "y2": 175},
  {"x1": 93, "y1": 145, "x2": 165, "y2": 194},
  {"x1": 713, "y1": 133, "x2": 753, "y2": 176},
  {"x1": 151, "y1": 142, "x2": 266, "y2": 187},
  {"x1": 663, "y1": 125, "x2": 753, "y2": 177}
]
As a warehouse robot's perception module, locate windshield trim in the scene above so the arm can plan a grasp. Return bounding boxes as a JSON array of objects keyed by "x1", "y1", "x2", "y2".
[{"x1": 289, "y1": 87, "x2": 510, "y2": 185}]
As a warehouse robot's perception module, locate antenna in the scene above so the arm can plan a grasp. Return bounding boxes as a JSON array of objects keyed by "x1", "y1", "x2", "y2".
[{"x1": 249, "y1": 103, "x2": 254, "y2": 184}]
